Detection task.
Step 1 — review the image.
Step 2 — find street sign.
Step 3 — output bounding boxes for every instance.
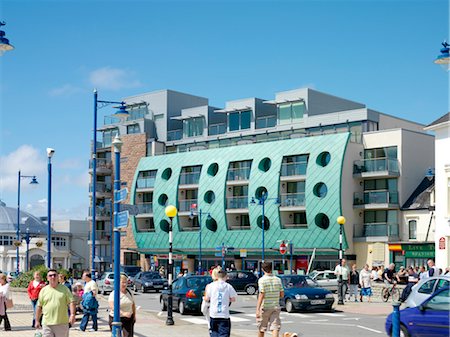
[115,188,128,203]
[240,249,247,258]
[280,242,287,255]
[439,237,446,250]
[214,252,223,257]
[116,210,129,228]
[215,246,223,250]
[121,204,140,216]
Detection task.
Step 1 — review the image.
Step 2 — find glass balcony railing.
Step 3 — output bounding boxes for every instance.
[226,196,248,209]
[353,191,399,205]
[136,202,153,214]
[136,177,156,189]
[89,182,112,194]
[167,129,183,141]
[179,172,201,185]
[280,193,305,207]
[353,158,399,174]
[88,207,111,217]
[280,162,307,176]
[227,167,251,181]
[104,110,148,126]
[88,230,112,241]
[353,223,399,237]
[89,158,112,170]
[178,199,198,212]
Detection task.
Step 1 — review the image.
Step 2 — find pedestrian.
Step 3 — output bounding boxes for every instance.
[202,266,222,327]
[58,274,72,292]
[426,259,440,278]
[204,270,237,337]
[400,267,419,302]
[108,275,136,337]
[371,266,380,283]
[349,264,359,302]
[359,264,372,303]
[256,262,284,337]
[377,265,384,281]
[159,266,165,278]
[396,266,408,284]
[79,271,99,332]
[27,271,46,328]
[334,258,349,305]
[0,273,12,331]
[418,266,427,280]
[35,269,76,337]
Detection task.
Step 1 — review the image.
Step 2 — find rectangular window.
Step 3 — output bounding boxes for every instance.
[183,117,204,138]
[278,103,291,124]
[281,155,308,176]
[240,215,250,227]
[293,212,307,225]
[256,116,276,129]
[291,102,304,119]
[229,113,240,131]
[409,220,417,240]
[124,252,140,266]
[102,128,119,147]
[228,110,252,131]
[209,123,226,135]
[240,110,251,130]
[127,124,140,134]
[278,102,305,124]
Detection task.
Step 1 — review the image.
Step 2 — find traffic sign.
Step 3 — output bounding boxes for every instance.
[240,249,247,258]
[116,210,129,228]
[214,252,223,257]
[280,242,287,255]
[115,188,128,203]
[121,204,140,216]
[215,246,223,250]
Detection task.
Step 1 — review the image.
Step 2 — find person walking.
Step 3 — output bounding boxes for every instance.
[35,269,76,337]
[203,266,222,327]
[334,258,349,305]
[204,269,237,337]
[79,271,99,332]
[28,271,46,328]
[108,275,136,337]
[58,274,72,292]
[349,264,359,302]
[359,264,372,303]
[0,273,12,331]
[256,262,284,337]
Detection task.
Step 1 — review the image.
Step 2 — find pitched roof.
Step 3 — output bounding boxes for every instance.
[426,112,450,128]
[401,177,435,210]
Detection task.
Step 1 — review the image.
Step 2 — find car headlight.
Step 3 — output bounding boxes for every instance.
[295,294,308,300]
[326,293,334,299]
[145,282,153,286]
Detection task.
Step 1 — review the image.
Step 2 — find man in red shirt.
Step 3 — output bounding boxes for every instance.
[27,271,46,328]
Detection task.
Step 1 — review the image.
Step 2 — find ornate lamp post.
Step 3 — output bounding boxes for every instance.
[434,41,450,71]
[165,205,177,326]
[47,148,55,268]
[337,215,346,305]
[0,22,14,55]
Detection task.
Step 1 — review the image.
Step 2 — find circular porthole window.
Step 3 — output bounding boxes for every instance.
[204,190,215,204]
[313,182,328,198]
[255,186,268,201]
[257,216,270,230]
[316,152,331,167]
[207,163,219,177]
[205,217,218,232]
[160,219,170,233]
[162,168,172,180]
[158,194,168,206]
[315,213,330,229]
[258,157,271,172]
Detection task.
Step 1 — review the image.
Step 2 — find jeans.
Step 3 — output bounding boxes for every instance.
[0,303,11,331]
[79,311,98,331]
[209,317,231,337]
[31,299,38,327]
[400,283,414,302]
[338,280,348,304]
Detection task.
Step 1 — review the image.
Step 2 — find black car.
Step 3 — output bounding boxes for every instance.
[226,271,258,295]
[133,272,167,293]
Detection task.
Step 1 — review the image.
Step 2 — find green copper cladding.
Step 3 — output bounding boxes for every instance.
[131,132,350,254]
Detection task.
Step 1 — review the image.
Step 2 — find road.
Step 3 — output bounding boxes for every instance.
[103,289,390,337]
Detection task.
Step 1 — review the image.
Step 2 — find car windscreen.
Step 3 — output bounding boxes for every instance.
[282,276,318,288]
[142,273,162,280]
[187,277,212,288]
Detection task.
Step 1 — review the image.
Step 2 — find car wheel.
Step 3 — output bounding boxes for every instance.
[285,299,294,313]
[179,301,186,315]
[391,325,409,337]
[142,286,146,293]
[133,285,138,292]
[160,298,167,311]
[245,285,257,295]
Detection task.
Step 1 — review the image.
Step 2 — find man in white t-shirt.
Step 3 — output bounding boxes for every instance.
[426,259,440,278]
[204,270,237,337]
[79,271,99,331]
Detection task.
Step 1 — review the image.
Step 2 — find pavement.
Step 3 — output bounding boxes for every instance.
[3,286,396,336]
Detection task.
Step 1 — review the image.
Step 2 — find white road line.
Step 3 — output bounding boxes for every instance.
[282,313,310,318]
[157,311,163,316]
[342,317,360,321]
[283,321,294,324]
[230,316,250,322]
[310,319,329,322]
[181,318,208,325]
[356,325,383,334]
[317,313,345,317]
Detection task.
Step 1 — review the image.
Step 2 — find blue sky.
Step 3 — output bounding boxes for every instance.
[0,0,448,220]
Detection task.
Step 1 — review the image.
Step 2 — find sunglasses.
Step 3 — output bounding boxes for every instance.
[48,274,57,277]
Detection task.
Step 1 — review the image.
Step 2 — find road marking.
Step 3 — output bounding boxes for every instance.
[181,317,208,325]
[283,321,294,324]
[282,312,310,318]
[310,319,329,322]
[317,313,345,317]
[356,325,383,334]
[230,316,250,322]
[157,311,163,316]
[342,317,360,321]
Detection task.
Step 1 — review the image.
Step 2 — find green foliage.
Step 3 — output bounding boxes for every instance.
[10,265,70,288]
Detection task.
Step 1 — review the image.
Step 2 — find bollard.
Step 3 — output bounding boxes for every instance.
[392,302,401,337]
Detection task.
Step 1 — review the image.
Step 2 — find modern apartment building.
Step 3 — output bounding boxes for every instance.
[88,88,434,272]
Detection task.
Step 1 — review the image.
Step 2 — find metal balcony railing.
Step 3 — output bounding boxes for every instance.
[136,177,156,189]
[227,167,251,181]
[280,193,305,207]
[88,230,112,241]
[178,199,198,212]
[179,172,201,185]
[353,191,399,205]
[167,129,183,141]
[89,158,112,170]
[136,202,153,214]
[353,223,399,237]
[88,207,111,217]
[226,196,248,209]
[89,182,112,194]
[280,162,307,176]
[353,158,399,174]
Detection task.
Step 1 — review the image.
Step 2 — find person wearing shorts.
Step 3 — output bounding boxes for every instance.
[256,262,284,337]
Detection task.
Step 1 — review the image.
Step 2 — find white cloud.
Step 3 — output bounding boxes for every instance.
[89,67,142,91]
[0,145,46,192]
[26,199,88,220]
[58,158,84,170]
[48,84,83,97]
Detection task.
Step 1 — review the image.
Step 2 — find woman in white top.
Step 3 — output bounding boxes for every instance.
[108,275,136,337]
[359,264,373,303]
[202,266,222,327]
[0,273,12,331]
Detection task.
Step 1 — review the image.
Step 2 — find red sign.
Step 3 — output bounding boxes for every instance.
[280,242,287,255]
[439,237,446,250]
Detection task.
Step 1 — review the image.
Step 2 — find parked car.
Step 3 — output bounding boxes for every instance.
[404,275,450,308]
[308,270,338,292]
[279,275,334,312]
[226,271,258,295]
[386,287,450,337]
[160,275,212,315]
[5,271,19,283]
[98,272,130,295]
[120,266,142,286]
[133,272,167,293]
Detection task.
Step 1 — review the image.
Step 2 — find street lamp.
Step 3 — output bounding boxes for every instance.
[47,148,55,268]
[25,227,30,272]
[165,204,177,326]
[337,215,346,305]
[16,172,38,274]
[250,191,280,276]
[92,89,128,279]
[112,135,123,337]
[434,41,450,71]
[0,22,14,56]
[190,204,211,275]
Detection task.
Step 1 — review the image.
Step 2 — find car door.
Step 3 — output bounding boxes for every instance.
[227,272,238,289]
[134,272,141,288]
[415,279,438,306]
[172,278,184,304]
[314,273,327,289]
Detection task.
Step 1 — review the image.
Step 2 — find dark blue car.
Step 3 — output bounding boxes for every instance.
[160,275,212,315]
[385,287,450,337]
[279,275,335,312]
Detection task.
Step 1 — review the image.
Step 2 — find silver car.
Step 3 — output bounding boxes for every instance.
[309,270,338,292]
[98,272,129,295]
[404,275,450,308]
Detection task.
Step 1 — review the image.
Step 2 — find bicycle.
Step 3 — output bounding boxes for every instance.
[381,281,400,302]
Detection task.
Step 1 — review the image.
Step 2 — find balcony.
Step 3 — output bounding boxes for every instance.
[135,202,153,215]
[179,172,201,185]
[280,193,305,209]
[280,162,307,178]
[178,199,197,212]
[87,230,112,244]
[353,191,399,208]
[227,167,251,183]
[89,182,112,198]
[226,196,248,210]
[103,110,148,126]
[168,129,183,141]
[353,223,399,242]
[89,158,112,175]
[88,206,111,220]
[136,177,156,189]
[353,158,400,177]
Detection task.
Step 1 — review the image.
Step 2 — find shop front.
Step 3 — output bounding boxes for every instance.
[389,243,435,269]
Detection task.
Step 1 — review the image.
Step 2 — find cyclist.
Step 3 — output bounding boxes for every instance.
[382,263,396,286]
